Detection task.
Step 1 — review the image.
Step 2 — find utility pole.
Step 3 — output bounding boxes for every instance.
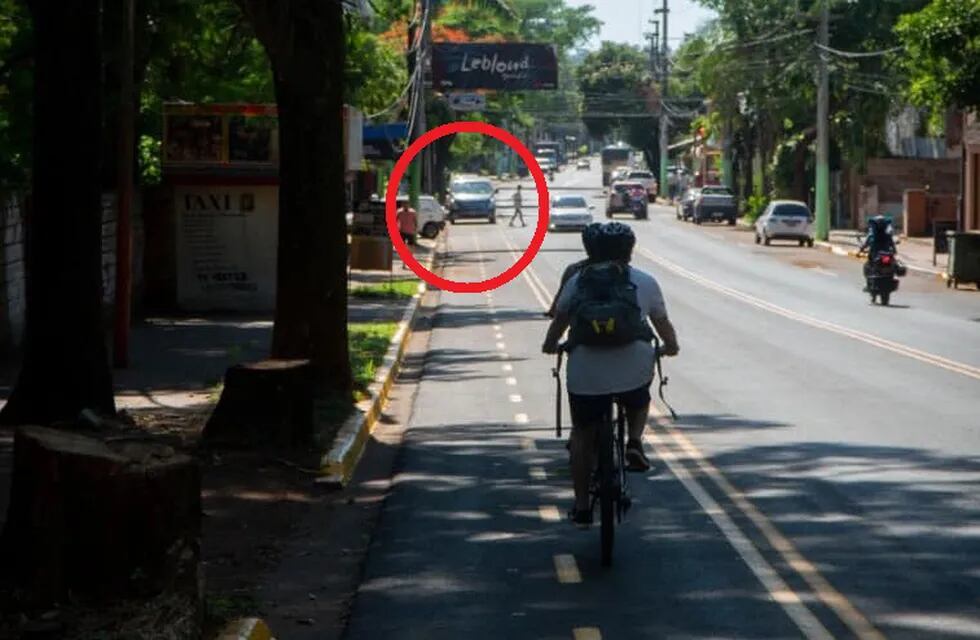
[408,0,429,209]
[814,0,830,240]
[656,0,669,195]
[113,0,134,368]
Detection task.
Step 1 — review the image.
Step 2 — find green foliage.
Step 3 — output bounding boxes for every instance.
[350,278,418,299]
[743,194,768,222]
[576,42,654,143]
[349,321,398,399]
[0,0,33,189]
[346,24,409,116]
[896,0,980,111]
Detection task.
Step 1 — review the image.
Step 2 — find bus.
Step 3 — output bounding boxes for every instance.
[601,144,632,186]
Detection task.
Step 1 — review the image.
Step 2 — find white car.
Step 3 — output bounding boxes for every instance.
[549,194,594,231]
[755,200,815,247]
[625,170,658,201]
[416,195,447,239]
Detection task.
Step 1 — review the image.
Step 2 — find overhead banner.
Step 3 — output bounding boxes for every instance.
[432,43,558,91]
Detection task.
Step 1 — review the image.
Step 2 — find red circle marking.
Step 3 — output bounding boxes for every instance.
[385,121,550,293]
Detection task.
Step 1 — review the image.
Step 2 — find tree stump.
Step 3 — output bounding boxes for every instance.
[202,359,315,447]
[0,426,201,606]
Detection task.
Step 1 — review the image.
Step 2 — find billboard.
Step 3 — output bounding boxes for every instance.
[432,43,558,91]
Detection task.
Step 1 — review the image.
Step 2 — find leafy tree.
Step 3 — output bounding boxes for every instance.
[896,0,980,112]
[0,0,33,189]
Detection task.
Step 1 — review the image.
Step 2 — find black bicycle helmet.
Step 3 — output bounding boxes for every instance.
[581,222,603,259]
[596,221,636,262]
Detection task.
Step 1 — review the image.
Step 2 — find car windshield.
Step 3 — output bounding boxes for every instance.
[451,181,493,195]
[554,196,587,208]
[772,204,810,218]
[702,187,732,195]
[629,172,653,178]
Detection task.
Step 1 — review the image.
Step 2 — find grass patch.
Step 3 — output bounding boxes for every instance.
[350,321,399,399]
[351,279,418,300]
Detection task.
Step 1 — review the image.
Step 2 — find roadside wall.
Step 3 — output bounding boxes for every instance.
[0,192,143,354]
[848,158,960,230]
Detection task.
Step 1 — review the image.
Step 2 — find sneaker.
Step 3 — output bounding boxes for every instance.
[626,441,651,472]
[568,507,593,529]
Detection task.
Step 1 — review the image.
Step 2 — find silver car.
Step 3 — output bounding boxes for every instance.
[549,194,594,231]
[755,200,815,247]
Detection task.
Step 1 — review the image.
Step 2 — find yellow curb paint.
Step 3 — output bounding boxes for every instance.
[553,554,582,584]
[539,505,561,522]
[217,618,273,640]
[573,628,602,640]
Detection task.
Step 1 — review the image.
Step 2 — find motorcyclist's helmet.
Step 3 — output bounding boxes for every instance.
[868,215,893,236]
[581,222,603,259]
[596,221,636,262]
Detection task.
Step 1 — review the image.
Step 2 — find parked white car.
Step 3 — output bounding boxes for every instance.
[549,194,594,231]
[625,170,658,201]
[755,200,815,247]
[416,195,447,239]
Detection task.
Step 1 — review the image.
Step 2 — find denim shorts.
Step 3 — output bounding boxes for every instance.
[568,382,652,429]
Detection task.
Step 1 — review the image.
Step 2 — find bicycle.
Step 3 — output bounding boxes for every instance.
[553,345,632,567]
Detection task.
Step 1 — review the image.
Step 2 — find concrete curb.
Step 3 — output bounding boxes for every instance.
[813,240,948,281]
[217,618,273,640]
[315,246,439,488]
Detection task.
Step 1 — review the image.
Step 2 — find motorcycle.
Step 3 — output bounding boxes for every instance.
[628,188,648,219]
[863,249,904,306]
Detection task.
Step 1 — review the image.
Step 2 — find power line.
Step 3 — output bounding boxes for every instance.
[817,43,903,58]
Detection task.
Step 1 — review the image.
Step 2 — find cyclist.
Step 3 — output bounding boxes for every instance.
[546,222,604,318]
[542,222,679,527]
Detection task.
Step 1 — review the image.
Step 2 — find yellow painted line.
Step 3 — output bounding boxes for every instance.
[645,429,834,640]
[553,554,582,584]
[529,466,547,480]
[572,627,602,640]
[652,410,886,640]
[539,505,562,522]
[637,246,980,381]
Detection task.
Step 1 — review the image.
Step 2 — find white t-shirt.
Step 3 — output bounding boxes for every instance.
[556,266,668,395]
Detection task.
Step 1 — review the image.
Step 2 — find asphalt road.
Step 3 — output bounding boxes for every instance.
[342,161,980,640]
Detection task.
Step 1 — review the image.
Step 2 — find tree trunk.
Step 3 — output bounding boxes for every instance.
[235,0,352,401]
[1,426,201,606]
[0,0,115,426]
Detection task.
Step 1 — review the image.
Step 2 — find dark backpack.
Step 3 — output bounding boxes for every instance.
[567,262,653,348]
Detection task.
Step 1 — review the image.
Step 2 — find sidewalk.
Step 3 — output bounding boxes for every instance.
[819,230,946,279]
[0,239,433,637]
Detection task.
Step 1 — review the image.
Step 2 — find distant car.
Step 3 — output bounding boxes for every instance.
[693,185,738,225]
[446,177,496,224]
[755,200,815,247]
[677,187,701,221]
[609,167,630,184]
[549,194,594,231]
[626,170,658,201]
[576,158,591,170]
[606,181,649,219]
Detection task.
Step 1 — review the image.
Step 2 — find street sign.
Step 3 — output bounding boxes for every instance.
[448,93,487,112]
[432,43,558,91]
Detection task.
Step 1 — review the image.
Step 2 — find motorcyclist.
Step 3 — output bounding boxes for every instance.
[542,222,680,527]
[859,215,898,284]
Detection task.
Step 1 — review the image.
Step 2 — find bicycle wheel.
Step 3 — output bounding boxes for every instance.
[598,413,615,567]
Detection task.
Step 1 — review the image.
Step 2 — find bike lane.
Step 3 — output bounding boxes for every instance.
[342,221,804,639]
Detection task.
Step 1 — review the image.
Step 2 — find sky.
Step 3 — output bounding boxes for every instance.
[566,0,716,50]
